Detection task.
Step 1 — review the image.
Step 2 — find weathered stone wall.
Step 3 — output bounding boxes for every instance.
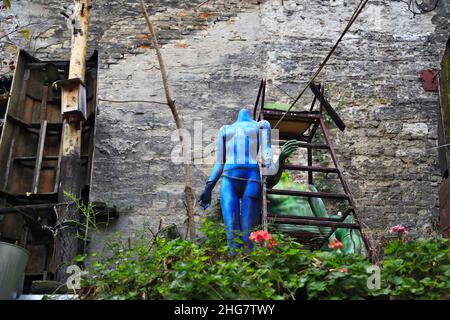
[1,0,449,246]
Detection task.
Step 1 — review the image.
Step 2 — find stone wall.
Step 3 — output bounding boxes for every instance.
[1,0,449,247]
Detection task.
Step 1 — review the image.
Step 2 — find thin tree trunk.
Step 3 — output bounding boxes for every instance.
[138,0,196,240]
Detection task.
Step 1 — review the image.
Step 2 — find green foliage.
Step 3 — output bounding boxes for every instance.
[299,251,373,300]
[63,191,99,260]
[18,28,30,41]
[78,219,450,300]
[380,238,450,300]
[1,1,30,42]
[80,220,309,300]
[2,0,11,9]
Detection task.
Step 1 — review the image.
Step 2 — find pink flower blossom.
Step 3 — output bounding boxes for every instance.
[389,224,408,235]
[338,268,348,273]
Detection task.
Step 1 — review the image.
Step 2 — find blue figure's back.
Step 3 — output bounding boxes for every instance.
[199,108,273,251]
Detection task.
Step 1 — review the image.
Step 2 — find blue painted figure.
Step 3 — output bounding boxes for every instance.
[199,108,273,250]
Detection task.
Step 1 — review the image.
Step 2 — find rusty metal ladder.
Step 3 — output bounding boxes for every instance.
[253,79,372,255]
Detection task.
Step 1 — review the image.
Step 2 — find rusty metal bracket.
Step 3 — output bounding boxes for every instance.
[419,69,440,92]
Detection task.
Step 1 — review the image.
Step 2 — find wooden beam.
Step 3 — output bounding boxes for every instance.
[53,125,64,193]
[31,120,47,194]
[26,61,96,69]
[55,0,90,283]
[2,75,29,191]
[3,132,15,191]
[15,155,88,162]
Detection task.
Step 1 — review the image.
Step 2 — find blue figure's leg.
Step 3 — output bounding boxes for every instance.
[241,170,262,248]
[241,194,262,249]
[220,177,241,251]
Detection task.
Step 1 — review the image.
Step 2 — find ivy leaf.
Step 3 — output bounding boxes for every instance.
[2,0,11,9]
[75,254,87,262]
[308,281,326,292]
[19,28,31,41]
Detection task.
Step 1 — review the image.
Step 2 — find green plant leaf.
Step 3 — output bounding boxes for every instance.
[2,0,11,9]
[19,28,30,41]
[75,254,87,262]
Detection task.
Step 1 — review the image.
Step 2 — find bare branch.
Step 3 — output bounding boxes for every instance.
[0,22,40,41]
[138,0,196,241]
[195,0,212,10]
[98,98,167,105]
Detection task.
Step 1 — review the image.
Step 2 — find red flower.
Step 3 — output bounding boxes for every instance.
[249,230,277,249]
[249,230,272,243]
[338,268,348,273]
[328,239,343,250]
[266,239,277,249]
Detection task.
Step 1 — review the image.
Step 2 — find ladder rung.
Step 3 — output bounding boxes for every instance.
[0,190,58,199]
[278,141,330,149]
[282,164,339,173]
[7,115,62,131]
[301,143,330,149]
[270,216,360,229]
[268,213,347,222]
[278,133,311,141]
[27,128,61,136]
[15,156,59,162]
[29,122,62,130]
[14,155,88,162]
[267,188,349,200]
[26,61,96,69]
[263,109,321,121]
[0,203,57,215]
[11,163,56,169]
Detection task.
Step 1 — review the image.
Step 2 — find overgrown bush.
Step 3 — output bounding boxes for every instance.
[78,219,450,300]
[380,238,450,300]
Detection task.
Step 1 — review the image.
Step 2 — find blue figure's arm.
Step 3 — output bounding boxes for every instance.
[259,120,275,175]
[206,125,226,186]
[199,126,226,209]
[266,140,299,188]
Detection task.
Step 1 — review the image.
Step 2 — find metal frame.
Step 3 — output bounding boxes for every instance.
[253,80,372,256]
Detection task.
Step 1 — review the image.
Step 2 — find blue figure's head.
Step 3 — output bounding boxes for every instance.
[236,108,252,122]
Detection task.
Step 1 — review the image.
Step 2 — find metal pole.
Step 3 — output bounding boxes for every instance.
[318,116,373,257]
